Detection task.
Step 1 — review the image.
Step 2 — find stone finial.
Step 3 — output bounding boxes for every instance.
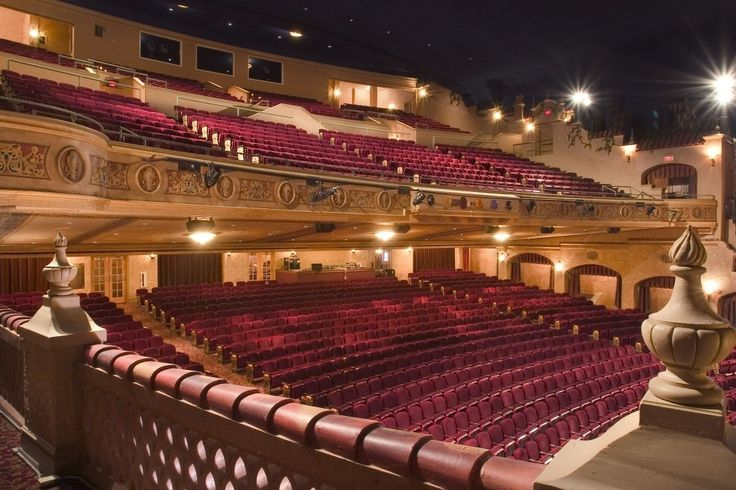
[42,231,78,296]
[669,225,706,267]
[642,226,736,406]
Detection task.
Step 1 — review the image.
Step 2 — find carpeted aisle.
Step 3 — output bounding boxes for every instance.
[0,414,38,490]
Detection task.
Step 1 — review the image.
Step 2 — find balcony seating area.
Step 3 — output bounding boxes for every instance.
[176,106,614,196]
[0,292,203,371]
[341,103,467,132]
[1,70,222,155]
[0,37,241,103]
[437,144,609,196]
[249,90,363,120]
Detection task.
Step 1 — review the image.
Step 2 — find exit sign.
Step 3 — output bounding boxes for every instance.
[663,154,674,163]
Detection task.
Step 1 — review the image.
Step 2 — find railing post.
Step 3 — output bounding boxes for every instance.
[16,232,106,478]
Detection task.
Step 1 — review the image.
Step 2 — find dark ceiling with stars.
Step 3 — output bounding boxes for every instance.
[62,1,733,118]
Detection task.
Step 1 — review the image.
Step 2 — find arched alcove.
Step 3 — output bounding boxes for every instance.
[641,163,697,198]
[634,276,675,314]
[508,253,554,290]
[565,264,622,308]
[717,291,736,326]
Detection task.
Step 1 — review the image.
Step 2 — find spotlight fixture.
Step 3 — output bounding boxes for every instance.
[645,205,657,217]
[540,226,555,234]
[311,186,339,203]
[202,163,222,188]
[607,227,621,234]
[525,200,536,213]
[575,201,595,216]
[315,222,336,233]
[426,194,435,206]
[375,230,396,241]
[571,90,592,107]
[306,177,322,187]
[412,192,426,206]
[504,200,513,211]
[186,217,217,245]
[713,73,735,106]
[394,224,411,234]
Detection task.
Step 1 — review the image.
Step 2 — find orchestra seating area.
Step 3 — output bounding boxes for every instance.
[342,103,467,132]
[0,292,204,371]
[132,270,736,463]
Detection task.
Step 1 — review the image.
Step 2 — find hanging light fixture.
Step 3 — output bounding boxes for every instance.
[186,217,217,245]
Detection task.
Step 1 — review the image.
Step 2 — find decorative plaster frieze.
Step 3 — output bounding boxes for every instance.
[0,141,49,179]
[239,178,274,201]
[166,169,209,197]
[89,156,130,190]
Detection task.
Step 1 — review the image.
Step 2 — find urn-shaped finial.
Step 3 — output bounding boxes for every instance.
[43,232,78,296]
[642,226,736,406]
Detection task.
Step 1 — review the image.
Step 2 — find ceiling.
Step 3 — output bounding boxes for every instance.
[0,208,693,256]
[61,0,735,117]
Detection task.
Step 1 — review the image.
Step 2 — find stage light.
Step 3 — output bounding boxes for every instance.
[713,74,735,105]
[203,163,222,188]
[375,230,396,242]
[310,186,339,203]
[289,30,303,38]
[186,217,217,245]
[494,231,510,242]
[571,90,592,107]
[412,192,426,206]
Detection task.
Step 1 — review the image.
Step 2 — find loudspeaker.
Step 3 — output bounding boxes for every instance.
[397,186,411,195]
[394,224,411,234]
[540,226,555,234]
[315,222,335,233]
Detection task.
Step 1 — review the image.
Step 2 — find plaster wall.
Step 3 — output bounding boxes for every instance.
[520,263,552,290]
[390,248,413,280]
[126,254,157,300]
[468,248,498,277]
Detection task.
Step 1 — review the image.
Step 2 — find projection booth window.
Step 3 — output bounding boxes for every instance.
[140,32,181,65]
[248,57,283,84]
[196,45,234,75]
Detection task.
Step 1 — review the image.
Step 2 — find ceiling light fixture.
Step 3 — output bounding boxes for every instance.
[494,231,510,242]
[186,217,217,245]
[375,230,396,242]
[84,66,97,75]
[289,30,303,38]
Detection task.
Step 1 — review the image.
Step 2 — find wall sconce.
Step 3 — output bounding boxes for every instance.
[149,253,157,259]
[407,246,413,253]
[417,87,428,98]
[702,278,721,302]
[226,251,232,256]
[554,262,565,272]
[525,121,535,133]
[333,88,341,98]
[707,148,720,166]
[622,143,637,163]
[498,251,507,262]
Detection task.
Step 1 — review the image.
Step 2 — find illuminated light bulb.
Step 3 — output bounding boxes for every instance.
[494,231,510,242]
[713,74,735,106]
[571,90,592,106]
[387,102,396,110]
[289,30,303,38]
[29,27,39,39]
[375,231,395,241]
[418,87,428,98]
[703,278,719,296]
[554,262,565,272]
[492,110,503,121]
[333,88,341,97]
[525,121,535,133]
[497,251,507,262]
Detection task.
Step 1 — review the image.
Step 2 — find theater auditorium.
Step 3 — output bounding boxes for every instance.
[0,1,735,488]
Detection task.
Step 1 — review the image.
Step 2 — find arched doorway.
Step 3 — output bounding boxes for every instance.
[565,264,622,308]
[508,253,554,290]
[641,164,697,198]
[634,276,675,314]
[718,292,736,326]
